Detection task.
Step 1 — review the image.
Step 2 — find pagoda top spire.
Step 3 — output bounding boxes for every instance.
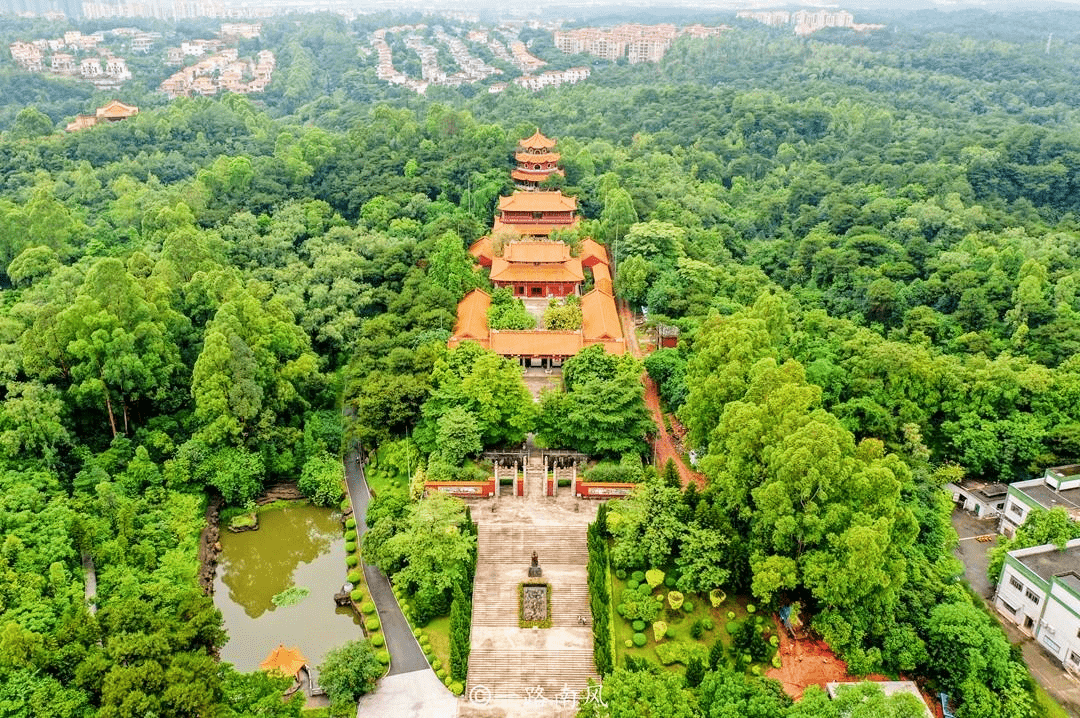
[519,128,557,150]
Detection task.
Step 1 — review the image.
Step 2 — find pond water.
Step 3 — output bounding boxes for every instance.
[214,504,362,673]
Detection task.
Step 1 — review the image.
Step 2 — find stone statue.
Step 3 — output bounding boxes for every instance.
[529,550,542,577]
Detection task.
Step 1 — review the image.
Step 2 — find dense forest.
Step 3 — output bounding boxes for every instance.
[2,7,1080,718]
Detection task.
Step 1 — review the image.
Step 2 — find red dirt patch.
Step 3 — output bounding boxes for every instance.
[766,626,886,700]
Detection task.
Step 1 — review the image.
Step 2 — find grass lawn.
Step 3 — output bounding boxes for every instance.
[423,614,451,671]
[609,567,778,677]
[1035,683,1071,718]
[365,445,409,498]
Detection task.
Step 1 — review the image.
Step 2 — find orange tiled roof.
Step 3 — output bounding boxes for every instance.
[581,289,622,342]
[519,129,557,150]
[503,241,571,263]
[497,191,577,213]
[515,151,561,164]
[584,337,626,355]
[449,289,491,346]
[490,330,582,357]
[492,217,580,237]
[580,238,609,267]
[592,262,613,295]
[490,256,584,283]
[97,100,138,119]
[469,236,493,266]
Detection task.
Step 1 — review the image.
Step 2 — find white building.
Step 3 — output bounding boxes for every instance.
[999,465,1080,537]
[995,538,1080,673]
[947,479,1008,519]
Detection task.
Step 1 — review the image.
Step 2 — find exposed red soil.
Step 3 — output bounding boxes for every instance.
[617,300,705,489]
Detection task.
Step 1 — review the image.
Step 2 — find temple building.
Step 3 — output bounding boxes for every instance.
[512,129,565,190]
[66,100,139,132]
[448,129,625,366]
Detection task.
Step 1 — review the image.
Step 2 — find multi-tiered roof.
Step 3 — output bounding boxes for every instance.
[511,129,565,190]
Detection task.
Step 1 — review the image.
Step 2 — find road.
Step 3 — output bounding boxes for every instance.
[343,446,429,675]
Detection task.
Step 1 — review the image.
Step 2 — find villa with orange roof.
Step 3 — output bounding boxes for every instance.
[448,129,624,367]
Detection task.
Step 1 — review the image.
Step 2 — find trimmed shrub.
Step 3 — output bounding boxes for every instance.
[347,570,362,584]
[366,617,380,632]
[640,584,653,597]
[665,626,676,639]
[436,669,447,680]
[709,588,727,608]
[690,620,704,640]
[344,529,357,541]
[667,591,684,611]
[645,569,665,589]
[624,639,633,648]
[615,568,627,580]
[412,627,422,637]
[627,578,639,590]
[346,554,358,567]
[683,601,694,613]
[432,659,442,671]
[632,632,647,647]
[345,517,357,529]
[340,499,351,511]
[664,576,677,588]
[655,641,707,667]
[443,676,452,687]
[632,620,646,632]
[727,611,736,620]
[616,603,626,616]
[450,682,464,696]
[371,634,385,647]
[360,601,376,614]
[703,618,714,631]
[770,635,779,647]
[345,540,357,553]
[652,621,668,642]
[376,650,390,665]
[772,655,782,668]
[350,588,364,602]
[419,635,429,646]
[631,571,645,583]
[726,621,738,634]
[747,604,756,614]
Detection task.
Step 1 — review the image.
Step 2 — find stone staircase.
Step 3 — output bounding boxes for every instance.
[467,523,599,699]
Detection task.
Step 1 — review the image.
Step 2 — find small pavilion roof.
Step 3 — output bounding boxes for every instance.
[260,645,306,678]
[449,289,491,346]
[580,238,609,267]
[468,236,493,266]
[497,191,577,213]
[519,129,557,150]
[96,99,138,119]
[581,289,622,342]
[490,256,584,284]
[515,151,561,164]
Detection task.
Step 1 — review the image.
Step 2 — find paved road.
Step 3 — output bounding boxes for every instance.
[951,509,1080,716]
[344,447,429,676]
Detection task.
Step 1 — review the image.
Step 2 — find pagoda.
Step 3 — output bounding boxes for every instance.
[512,129,565,190]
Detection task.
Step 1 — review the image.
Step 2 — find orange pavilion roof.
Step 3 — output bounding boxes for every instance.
[260,645,306,678]
[519,129,557,150]
[497,191,577,213]
[468,236,493,266]
[503,241,571,263]
[581,289,622,342]
[580,238,609,268]
[96,100,138,119]
[490,256,584,284]
[515,151,561,164]
[449,289,491,347]
[490,330,582,358]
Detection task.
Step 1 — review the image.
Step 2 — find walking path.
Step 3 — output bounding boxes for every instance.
[343,447,432,681]
[81,553,97,615]
[617,299,705,489]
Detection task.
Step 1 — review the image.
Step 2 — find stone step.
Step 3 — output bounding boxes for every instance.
[466,649,599,697]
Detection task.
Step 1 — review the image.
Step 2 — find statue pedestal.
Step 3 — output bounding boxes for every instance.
[528,565,543,577]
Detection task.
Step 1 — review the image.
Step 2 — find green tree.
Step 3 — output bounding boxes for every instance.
[318,639,384,716]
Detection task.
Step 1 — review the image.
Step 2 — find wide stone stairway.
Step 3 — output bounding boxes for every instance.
[467,522,599,700]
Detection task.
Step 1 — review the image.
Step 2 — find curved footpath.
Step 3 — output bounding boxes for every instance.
[343,446,429,675]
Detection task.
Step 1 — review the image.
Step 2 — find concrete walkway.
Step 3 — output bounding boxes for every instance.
[951,509,1080,716]
[356,668,458,718]
[343,447,429,676]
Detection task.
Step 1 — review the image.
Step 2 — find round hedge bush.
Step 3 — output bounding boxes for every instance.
[616,603,626,616]
[664,576,676,588]
[665,626,676,639]
[432,659,442,671]
[340,499,351,511]
[747,604,756,614]
[627,579,639,590]
[770,635,779,647]
[371,634,385,647]
[639,584,653,597]
[632,620,646,632]
[412,627,422,638]
[444,676,452,687]
[683,601,694,613]
[376,650,390,665]
[726,621,739,634]
[346,554,358,568]
[631,570,646,583]
[703,618,714,631]
[345,540,357,553]
[615,569,627,580]
[366,617,380,632]
[347,570,362,584]
[451,682,464,696]
[727,611,736,620]
[436,669,447,680]
[345,517,357,529]
[632,632,647,647]
[419,635,429,646]
[624,639,633,648]
[751,665,761,675]
[772,655,782,669]
[350,588,364,602]
[360,601,376,615]
[344,529,357,541]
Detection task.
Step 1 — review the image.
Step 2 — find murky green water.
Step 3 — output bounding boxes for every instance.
[214,504,362,673]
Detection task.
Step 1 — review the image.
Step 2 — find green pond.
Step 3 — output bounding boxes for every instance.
[214,504,362,673]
